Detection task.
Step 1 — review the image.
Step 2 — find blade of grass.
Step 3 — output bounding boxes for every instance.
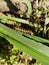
[0,16,33,26]
[0,23,49,56]
[23,0,32,18]
[0,23,49,65]
[0,32,49,65]
[22,33,49,44]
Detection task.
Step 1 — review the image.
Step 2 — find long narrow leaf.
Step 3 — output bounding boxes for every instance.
[0,23,49,65]
[0,16,33,26]
[23,0,32,18]
[22,34,49,44]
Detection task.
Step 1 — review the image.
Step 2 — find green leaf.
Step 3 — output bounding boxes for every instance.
[37,11,42,18]
[0,23,49,65]
[23,33,49,44]
[0,16,33,26]
[23,0,32,18]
